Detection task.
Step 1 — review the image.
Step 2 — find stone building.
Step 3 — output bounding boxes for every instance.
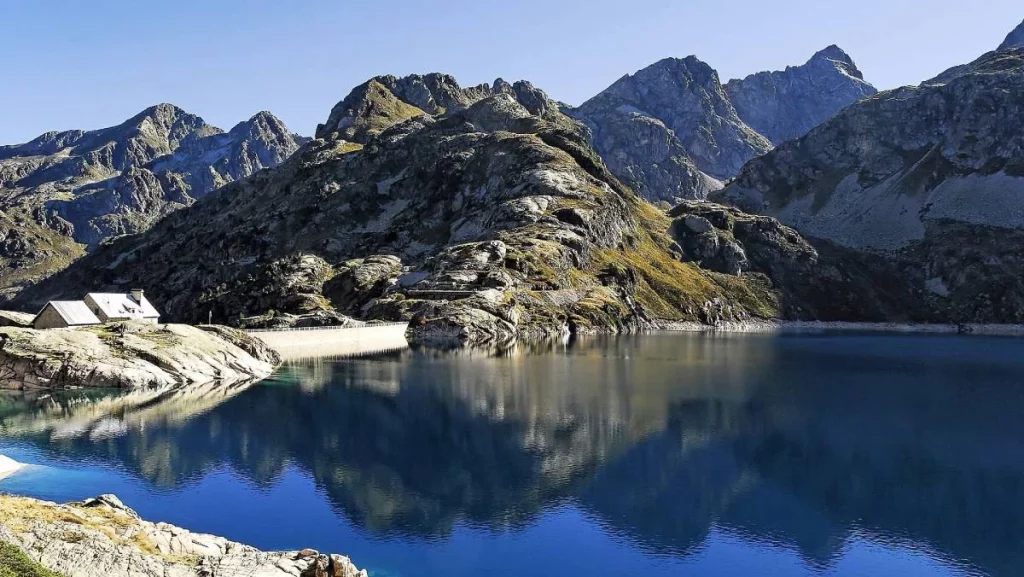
[31,301,102,330]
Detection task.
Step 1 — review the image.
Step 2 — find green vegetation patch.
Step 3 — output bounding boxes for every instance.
[0,541,62,577]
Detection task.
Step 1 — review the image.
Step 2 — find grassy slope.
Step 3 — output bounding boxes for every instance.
[0,542,61,577]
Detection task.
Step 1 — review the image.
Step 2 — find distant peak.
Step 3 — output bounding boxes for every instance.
[636,55,718,82]
[808,45,865,80]
[651,55,713,70]
[138,103,187,117]
[125,103,199,128]
[231,111,294,141]
[999,19,1024,51]
[247,110,285,125]
[812,45,853,64]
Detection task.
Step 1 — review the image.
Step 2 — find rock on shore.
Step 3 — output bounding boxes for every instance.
[0,494,367,577]
[0,455,22,480]
[0,321,280,390]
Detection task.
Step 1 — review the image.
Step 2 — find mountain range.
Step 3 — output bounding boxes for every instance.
[17,71,907,343]
[717,31,1024,322]
[568,46,876,203]
[0,105,305,299]
[8,18,1024,340]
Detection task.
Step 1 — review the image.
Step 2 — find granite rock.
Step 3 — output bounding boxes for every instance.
[0,494,367,577]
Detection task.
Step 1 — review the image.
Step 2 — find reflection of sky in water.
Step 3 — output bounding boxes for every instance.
[1,332,1020,577]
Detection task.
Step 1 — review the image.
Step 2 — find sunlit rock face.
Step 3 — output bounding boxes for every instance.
[0,104,306,300]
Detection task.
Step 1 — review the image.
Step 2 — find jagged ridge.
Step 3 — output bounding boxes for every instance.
[566,48,875,204]
[0,105,306,300]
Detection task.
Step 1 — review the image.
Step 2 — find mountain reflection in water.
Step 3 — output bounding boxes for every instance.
[2,332,1023,577]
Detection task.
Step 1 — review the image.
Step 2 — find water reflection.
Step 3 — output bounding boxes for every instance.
[2,333,1024,576]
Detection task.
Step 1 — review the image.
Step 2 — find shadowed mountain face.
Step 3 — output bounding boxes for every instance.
[567,48,875,204]
[3,334,1024,576]
[0,104,306,301]
[716,44,1024,323]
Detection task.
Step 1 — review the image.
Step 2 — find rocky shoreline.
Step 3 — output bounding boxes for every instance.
[0,321,280,390]
[655,319,1024,336]
[0,493,367,577]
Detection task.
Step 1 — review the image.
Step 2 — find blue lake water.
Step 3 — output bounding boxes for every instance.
[2,332,1024,577]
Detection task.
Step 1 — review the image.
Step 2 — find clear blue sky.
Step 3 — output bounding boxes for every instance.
[1,0,1021,143]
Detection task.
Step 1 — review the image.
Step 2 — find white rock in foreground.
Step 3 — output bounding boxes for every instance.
[0,454,23,480]
[0,494,367,577]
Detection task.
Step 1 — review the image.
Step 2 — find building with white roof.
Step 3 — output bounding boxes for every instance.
[32,289,160,329]
[84,289,160,323]
[32,301,102,330]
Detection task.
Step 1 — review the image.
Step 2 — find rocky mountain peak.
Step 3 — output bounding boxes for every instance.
[603,56,723,100]
[315,78,428,142]
[724,45,876,145]
[567,54,771,203]
[808,44,865,79]
[1000,19,1024,51]
[316,73,572,144]
[230,111,292,141]
[492,77,514,93]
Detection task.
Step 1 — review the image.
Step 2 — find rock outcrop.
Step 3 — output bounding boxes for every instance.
[0,494,367,577]
[0,105,306,301]
[16,75,818,345]
[724,45,877,145]
[667,202,924,321]
[716,43,1024,322]
[0,322,279,390]
[567,48,874,203]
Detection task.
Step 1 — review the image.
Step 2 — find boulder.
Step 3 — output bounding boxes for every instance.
[323,255,403,315]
